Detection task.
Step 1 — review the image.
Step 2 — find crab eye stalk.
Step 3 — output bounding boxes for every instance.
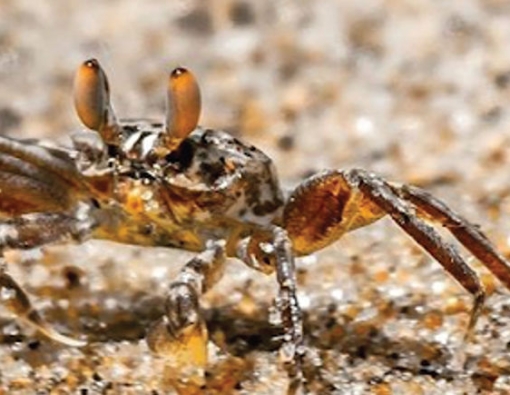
[73,59,119,144]
[164,67,201,150]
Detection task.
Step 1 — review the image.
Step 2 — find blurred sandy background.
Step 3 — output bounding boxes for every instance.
[1,0,510,394]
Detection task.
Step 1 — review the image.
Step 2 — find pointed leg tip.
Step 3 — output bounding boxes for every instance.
[36,325,88,348]
[23,311,87,348]
[52,333,88,348]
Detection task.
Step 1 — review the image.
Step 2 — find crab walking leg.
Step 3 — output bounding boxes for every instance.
[272,227,304,391]
[396,184,510,289]
[147,240,226,373]
[0,209,98,347]
[0,270,85,346]
[237,227,304,391]
[0,209,97,250]
[345,169,485,335]
[0,136,84,190]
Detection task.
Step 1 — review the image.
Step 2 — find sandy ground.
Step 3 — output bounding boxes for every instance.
[1,0,510,394]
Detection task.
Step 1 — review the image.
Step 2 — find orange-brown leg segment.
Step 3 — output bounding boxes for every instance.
[344,169,486,335]
[283,170,385,257]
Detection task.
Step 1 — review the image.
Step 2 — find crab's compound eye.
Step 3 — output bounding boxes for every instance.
[73,59,112,133]
[164,66,201,150]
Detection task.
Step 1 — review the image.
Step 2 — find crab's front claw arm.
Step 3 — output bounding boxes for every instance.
[146,283,208,379]
[147,240,226,389]
[146,313,208,390]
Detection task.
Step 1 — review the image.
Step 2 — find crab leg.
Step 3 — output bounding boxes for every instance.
[396,184,510,290]
[272,226,304,394]
[0,210,98,347]
[0,210,97,250]
[345,169,486,335]
[237,227,304,393]
[0,269,86,347]
[0,136,84,194]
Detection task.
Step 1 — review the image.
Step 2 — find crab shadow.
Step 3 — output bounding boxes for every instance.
[0,288,462,386]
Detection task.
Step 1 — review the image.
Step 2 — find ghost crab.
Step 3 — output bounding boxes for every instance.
[0,59,510,390]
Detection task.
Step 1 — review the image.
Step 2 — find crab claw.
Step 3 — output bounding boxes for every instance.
[147,317,207,388]
[164,67,201,150]
[73,59,119,144]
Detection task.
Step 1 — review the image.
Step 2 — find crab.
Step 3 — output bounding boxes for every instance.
[1,59,510,390]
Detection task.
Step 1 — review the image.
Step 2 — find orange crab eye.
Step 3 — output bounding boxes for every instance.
[165,67,201,149]
[73,59,110,132]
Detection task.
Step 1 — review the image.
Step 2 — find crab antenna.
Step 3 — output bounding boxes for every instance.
[164,67,201,150]
[73,59,119,144]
